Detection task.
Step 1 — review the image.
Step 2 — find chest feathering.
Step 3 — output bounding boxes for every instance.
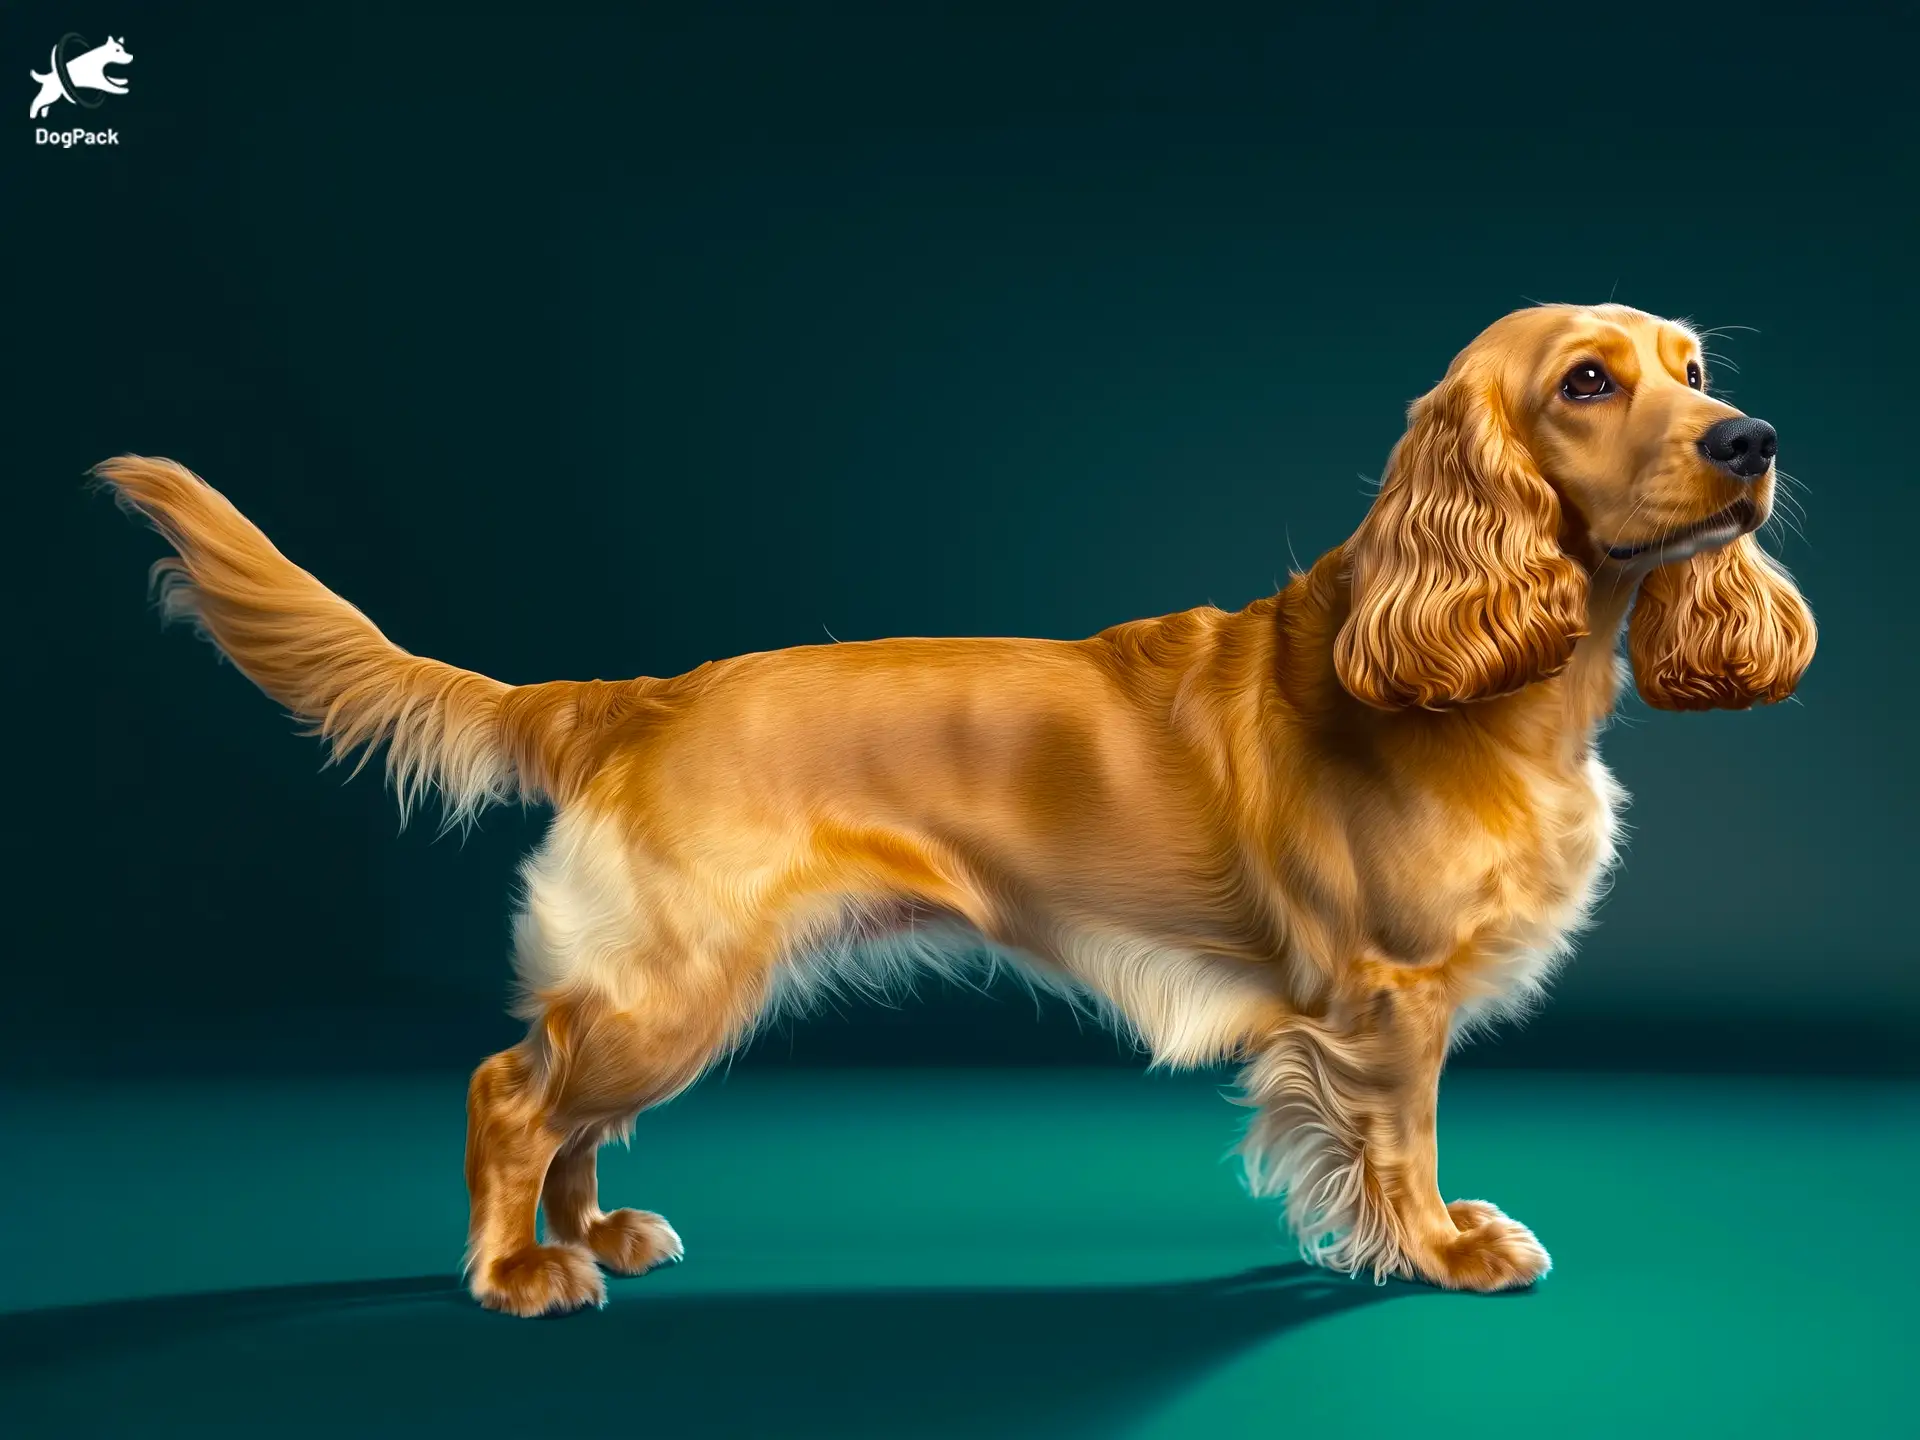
[1451,751,1628,1023]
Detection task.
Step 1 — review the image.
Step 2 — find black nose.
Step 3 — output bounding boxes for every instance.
[1697,416,1777,479]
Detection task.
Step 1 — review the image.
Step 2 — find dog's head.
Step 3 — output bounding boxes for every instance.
[1334,303,1815,712]
[101,36,133,65]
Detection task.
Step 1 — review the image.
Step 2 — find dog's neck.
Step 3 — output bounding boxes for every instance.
[1552,570,1641,740]
[1274,549,1644,767]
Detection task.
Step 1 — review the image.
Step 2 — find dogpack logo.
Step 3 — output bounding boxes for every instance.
[29,32,131,148]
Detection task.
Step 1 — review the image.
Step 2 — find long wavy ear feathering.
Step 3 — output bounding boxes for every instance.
[1334,366,1590,709]
[1629,535,1816,710]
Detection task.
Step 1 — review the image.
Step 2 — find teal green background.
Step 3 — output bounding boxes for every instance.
[6,2,1917,1436]
[12,0,1916,1070]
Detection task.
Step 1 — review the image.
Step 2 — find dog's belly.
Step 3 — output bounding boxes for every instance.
[508,784,1287,1068]
[768,903,1289,1069]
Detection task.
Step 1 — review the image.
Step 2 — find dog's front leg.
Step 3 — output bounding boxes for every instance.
[1239,972,1550,1291]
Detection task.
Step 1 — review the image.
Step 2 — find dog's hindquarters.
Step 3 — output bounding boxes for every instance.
[97,454,711,1314]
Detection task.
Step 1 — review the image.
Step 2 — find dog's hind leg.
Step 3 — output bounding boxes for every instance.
[540,1123,684,1277]
[463,1042,597,1316]
[463,970,762,1317]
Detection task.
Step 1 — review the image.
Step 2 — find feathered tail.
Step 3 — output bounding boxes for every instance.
[93,455,584,829]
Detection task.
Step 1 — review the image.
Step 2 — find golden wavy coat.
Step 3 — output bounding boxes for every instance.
[97,302,1814,1316]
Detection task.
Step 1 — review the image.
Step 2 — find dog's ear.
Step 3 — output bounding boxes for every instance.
[1629,535,1815,710]
[1334,368,1589,709]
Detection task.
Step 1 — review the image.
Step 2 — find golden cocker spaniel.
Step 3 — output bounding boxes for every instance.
[96,302,1815,1316]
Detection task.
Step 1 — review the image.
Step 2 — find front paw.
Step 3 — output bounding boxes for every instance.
[1410,1200,1551,1291]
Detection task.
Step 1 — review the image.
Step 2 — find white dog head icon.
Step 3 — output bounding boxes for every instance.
[29,34,134,120]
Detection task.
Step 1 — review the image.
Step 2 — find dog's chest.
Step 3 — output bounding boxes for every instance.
[1463,751,1627,1012]
[1360,750,1627,1009]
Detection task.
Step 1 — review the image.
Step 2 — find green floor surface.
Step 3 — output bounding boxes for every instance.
[2,1068,1914,1437]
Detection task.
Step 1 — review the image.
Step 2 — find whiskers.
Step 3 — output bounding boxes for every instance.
[1766,468,1812,550]
[1694,321,1759,395]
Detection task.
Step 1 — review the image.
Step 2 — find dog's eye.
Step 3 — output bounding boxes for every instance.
[1687,360,1704,390]
[1561,363,1614,401]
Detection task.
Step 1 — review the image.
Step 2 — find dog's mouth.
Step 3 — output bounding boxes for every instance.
[1604,496,1758,562]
